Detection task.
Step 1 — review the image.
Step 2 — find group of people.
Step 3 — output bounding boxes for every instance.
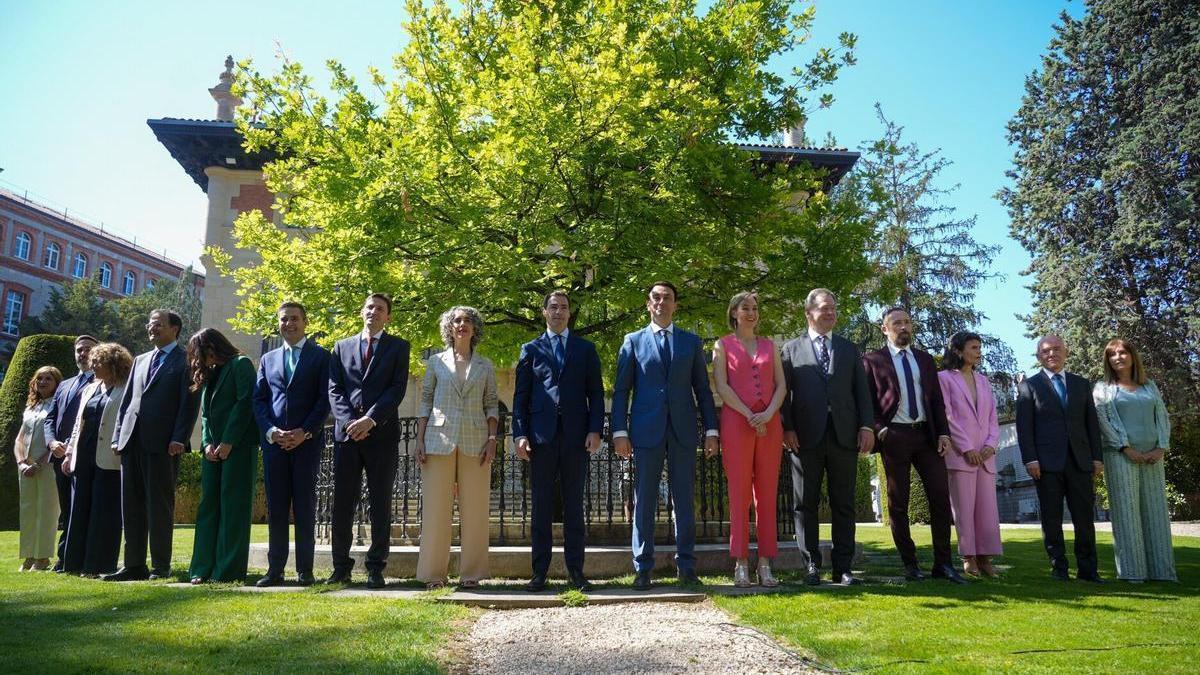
[13,283,1177,590]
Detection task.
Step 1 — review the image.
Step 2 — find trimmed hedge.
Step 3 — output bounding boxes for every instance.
[174,451,268,523]
[0,335,79,528]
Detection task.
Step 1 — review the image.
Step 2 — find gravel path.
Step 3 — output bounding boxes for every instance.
[465,600,816,674]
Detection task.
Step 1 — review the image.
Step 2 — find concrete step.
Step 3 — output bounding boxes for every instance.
[438,587,706,609]
[248,540,862,579]
[383,520,739,546]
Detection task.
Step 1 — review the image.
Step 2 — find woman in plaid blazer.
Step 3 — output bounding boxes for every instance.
[414,306,500,588]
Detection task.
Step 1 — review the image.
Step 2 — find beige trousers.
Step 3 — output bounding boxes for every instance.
[416,449,491,583]
[19,466,60,559]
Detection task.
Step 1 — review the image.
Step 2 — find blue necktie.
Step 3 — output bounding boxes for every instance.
[816,336,831,376]
[1052,373,1067,405]
[553,334,565,370]
[67,371,91,405]
[899,349,919,419]
[658,329,672,371]
[147,349,166,386]
[284,346,297,383]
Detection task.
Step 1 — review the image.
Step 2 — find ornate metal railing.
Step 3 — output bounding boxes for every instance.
[314,412,798,546]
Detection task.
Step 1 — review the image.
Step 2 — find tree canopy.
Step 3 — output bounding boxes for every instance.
[218,0,871,367]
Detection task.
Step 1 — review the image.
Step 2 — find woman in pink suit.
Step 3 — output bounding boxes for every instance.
[937,331,1002,577]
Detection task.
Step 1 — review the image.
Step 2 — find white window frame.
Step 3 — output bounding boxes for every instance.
[99,262,112,288]
[44,242,61,270]
[14,232,31,260]
[72,252,88,279]
[4,290,25,334]
[123,270,136,295]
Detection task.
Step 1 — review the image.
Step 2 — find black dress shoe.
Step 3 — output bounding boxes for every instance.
[632,571,653,591]
[325,569,352,585]
[256,573,285,588]
[932,564,968,585]
[1050,568,1071,581]
[366,570,386,589]
[804,563,821,586]
[103,566,150,582]
[835,571,860,586]
[526,574,548,592]
[148,569,171,581]
[904,564,927,581]
[296,572,315,586]
[1077,572,1106,584]
[677,569,702,587]
[568,570,594,592]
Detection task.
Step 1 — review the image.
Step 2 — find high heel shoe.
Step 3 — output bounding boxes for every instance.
[962,556,980,577]
[733,560,752,588]
[977,556,999,578]
[757,560,779,587]
[19,558,34,572]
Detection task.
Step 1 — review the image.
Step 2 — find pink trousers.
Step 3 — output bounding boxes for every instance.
[720,407,783,559]
[947,468,1003,556]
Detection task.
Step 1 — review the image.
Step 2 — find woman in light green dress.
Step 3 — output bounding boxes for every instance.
[1092,338,1176,582]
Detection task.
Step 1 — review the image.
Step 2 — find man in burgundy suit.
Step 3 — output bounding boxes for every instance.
[862,307,966,584]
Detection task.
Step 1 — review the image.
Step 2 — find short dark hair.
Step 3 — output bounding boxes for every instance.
[74,334,99,346]
[278,301,307,320]
[646,280,678,299]
[150,309,183,337]
[543,289,570,309]
[942,331,983,371]
[365,293,392,314]
[880,306,909,323]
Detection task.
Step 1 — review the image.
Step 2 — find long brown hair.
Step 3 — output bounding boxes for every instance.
[187,328,242,392]
[26,366,63,409]
[1102,338,1148,385]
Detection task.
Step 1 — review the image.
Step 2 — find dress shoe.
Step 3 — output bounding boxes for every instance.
[256,573,285,588]
[804,563,821,586]
[1050,568,1071,582]
[31,558,50,571]
[757,560,779,588]
[733,560,752,588]
[977,557,999,578]
[903,564,927,581]
[677,569,702,587]
[148,569,171,581]
[568,570,594,592]
[190,576,206,585]
[962,556,980,577]
[296,572,315,586]
[526,573,548,593]
[1077,572,1106,584]
[835,571,859,586]
[52,561,64,573]
[932,564,969,585]
[632,570,653,591]
[103,566,150,582]
[366,570,386,589]
[325,569,352,585]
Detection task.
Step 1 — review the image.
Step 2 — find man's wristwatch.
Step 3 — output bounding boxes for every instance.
[304,431,313,440]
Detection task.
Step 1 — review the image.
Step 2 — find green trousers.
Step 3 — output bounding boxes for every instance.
[1103,449,1177,581]
[190,444,257,582]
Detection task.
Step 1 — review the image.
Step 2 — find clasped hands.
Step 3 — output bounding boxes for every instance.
[345,416,376,442]
[270,428,308,451]
[961,446,997,467]
[1123,446,1165,465]
[203,442,233,462]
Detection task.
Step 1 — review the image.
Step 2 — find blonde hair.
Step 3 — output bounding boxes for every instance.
[26,366,64,409]
[89,342,134,383]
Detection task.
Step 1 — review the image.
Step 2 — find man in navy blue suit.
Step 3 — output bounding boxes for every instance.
[612,281,719,590]
[513,290,605,592]
[253,302,331,587]
[327,293,410,589]
[43,334,98,572]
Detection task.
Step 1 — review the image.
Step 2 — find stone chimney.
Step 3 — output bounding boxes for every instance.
[209,55,242,122]
[781,118,807,147]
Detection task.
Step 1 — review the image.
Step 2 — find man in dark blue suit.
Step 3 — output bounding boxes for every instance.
[513,290,605,592]
[612,281,719,590]
[104,310,199,581]
[253,302,331,587]
[43,334,98,572]
[327,293,410,589]
[1016,334,1105,582]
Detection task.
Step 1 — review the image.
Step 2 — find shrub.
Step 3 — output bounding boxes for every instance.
[0,335,79,528]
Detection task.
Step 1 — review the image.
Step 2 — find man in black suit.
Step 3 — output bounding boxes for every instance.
[104,310,199,581]
[512,290,605,592]
[861,307,964,584]
[43,334,98,572]
[327,293,410,589]
[780,289,875,586]
[1016,334,1104,582]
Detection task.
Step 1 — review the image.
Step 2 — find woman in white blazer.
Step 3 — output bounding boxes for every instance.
[414,306,499,588]
[61,343,132,576]
[14,366,63,571]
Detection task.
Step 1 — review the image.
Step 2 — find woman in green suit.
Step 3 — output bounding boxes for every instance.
[187,328,259,584]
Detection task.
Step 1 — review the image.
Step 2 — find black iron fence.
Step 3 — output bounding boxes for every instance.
[314,412,804,546]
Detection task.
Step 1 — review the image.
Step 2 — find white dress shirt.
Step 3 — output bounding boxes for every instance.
[886,341,926,424]
[808,327,834,375]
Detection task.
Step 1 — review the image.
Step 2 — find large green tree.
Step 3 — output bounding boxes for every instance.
[1000,0,1200,500]
[218,0,871,366]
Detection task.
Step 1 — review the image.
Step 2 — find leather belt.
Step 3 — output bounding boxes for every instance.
[889,421,927,430]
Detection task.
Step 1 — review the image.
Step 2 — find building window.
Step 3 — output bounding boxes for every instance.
[14,232,31,260]
[99,262,112,288]
[72,252,88,279]
[3,290,24,334]
[145,277,156,290]
[123,270,136,295]
[44,242,61,270]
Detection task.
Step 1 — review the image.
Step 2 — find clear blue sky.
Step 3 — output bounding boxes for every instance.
[0,0,1077,371]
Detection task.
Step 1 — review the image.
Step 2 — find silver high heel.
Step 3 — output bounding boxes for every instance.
[733,560,752,588]
[758,559,779,587]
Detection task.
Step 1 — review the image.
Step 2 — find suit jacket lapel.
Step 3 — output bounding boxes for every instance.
[209,358,233,401]
[287,341,312,390]
[880,348,901,400]
[439,349,464,396]
[349,335,364,381]
[144,348,174,392]
[363,334,386,381]
[538,334,561,381]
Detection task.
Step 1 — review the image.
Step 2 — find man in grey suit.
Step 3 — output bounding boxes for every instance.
[103,310,199,581]
[780,289,874,586]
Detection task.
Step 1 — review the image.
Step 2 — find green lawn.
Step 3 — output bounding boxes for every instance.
[714,524,1200,674]
[0,525,473,673]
